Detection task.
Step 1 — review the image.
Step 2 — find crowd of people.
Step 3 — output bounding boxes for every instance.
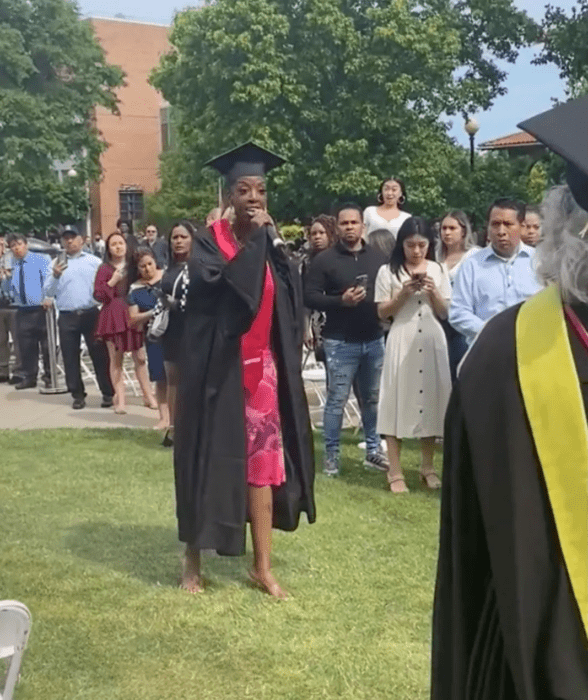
[0,177,544,472]
[301,180,543,493]
[0,220,198,441]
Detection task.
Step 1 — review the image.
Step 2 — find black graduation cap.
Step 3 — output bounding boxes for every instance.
[518,96,588,211]
[205,141,286,186]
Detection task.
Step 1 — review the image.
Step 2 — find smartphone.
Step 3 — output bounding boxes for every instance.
[355,274,368,290]
[411,272,425,288]
[58,252,68,270]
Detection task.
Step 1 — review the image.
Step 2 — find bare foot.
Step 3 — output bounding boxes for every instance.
[153,420,169,431]
[144,400,158,410]
[249,569,288,600]
[180,556,203,594]
[113,406,127,415]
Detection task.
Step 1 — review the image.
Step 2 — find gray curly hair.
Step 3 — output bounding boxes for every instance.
[535,186,588,304]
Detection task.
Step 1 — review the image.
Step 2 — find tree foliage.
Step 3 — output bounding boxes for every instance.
[537,1,588,97]
[0,0,124,231]
[151,0,537,222]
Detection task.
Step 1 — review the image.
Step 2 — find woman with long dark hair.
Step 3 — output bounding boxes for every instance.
[94,232,157,414]
[303,215,338,362]
[363,177,411,240]
[159,221,196,446]
[375,217,451,493]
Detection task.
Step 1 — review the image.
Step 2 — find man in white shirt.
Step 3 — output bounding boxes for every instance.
[449,198,542,345]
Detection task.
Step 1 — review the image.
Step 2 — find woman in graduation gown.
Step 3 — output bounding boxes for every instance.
[431,97,588,700]
[173,143,315,599]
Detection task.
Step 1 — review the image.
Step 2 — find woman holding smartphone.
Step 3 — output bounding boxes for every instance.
[374,217,451,493]
[94,232,157,414]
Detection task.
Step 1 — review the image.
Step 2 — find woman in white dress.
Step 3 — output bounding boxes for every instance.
[364,177,412,240]
[375,217,451,493]
[436,211,480,381]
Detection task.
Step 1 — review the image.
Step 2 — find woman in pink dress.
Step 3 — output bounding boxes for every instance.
[94,232,157,414]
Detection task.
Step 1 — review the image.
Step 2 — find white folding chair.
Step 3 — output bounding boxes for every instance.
[302,364,327,429]
[0,601,31,700]
[302,361,360,432]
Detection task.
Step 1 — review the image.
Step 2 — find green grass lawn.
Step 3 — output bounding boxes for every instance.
[0,429,442,700]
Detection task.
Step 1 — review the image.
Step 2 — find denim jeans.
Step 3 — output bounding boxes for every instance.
[323,337,385,460]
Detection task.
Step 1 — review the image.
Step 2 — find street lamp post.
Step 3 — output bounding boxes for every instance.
[464,118,480,171]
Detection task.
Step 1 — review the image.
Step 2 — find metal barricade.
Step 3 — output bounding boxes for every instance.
[39,305,67,394]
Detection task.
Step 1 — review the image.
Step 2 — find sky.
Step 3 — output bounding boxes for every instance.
[78,0,577,148]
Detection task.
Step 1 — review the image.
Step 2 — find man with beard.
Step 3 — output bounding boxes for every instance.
[303,204,388,476]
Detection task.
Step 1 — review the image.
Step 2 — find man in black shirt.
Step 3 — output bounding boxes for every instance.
[304,203,388,476]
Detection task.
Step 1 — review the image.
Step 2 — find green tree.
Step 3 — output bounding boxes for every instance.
[537,1,588,97]
[0,0,123,232]
[151,0,537,222]
[526,161,548,204]
[435,149,537,234]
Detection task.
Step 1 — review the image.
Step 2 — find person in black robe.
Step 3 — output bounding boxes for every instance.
[431,97,588,699]
[173,143,315,598]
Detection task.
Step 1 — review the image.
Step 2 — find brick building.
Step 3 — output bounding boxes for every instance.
[89,17,170,237]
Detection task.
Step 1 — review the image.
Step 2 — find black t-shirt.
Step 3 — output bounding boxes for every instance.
[303,241,386,342]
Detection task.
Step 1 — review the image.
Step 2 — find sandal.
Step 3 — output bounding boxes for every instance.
[388,476,409,494]
[419,471,442,490]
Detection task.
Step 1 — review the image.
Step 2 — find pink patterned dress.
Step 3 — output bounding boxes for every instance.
[211,219,286,487]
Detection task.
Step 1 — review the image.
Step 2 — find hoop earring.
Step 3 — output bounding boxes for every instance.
[377,193,383,204]
[398,195,406,205]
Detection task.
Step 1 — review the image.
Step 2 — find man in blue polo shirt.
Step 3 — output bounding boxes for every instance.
[44,226,114,409]
[5,233,52,389]
[449,198,542,346]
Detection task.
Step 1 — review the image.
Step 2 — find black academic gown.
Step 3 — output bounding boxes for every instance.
[173,226,316,555]
[432,304,588,700]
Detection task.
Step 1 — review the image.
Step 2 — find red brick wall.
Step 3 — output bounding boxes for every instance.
[90,18,170,236]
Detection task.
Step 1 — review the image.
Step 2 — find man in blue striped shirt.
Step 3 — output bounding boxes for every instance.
[5,233,52,389]
[449,198,542,346]
[43,227,113,409]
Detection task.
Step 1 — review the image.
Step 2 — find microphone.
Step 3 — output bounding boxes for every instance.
[265,225,289,256]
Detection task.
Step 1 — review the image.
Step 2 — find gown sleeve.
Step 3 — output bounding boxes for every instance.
[431,385,494,700]
[188,227,270,337]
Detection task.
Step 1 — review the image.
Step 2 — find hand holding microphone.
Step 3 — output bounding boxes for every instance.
[250,210,288,254]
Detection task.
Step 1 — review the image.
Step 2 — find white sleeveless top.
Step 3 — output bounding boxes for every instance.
[363,206,411,239]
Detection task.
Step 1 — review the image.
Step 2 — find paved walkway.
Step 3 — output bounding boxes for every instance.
[0,381,158,430]
[0,364,352,431]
